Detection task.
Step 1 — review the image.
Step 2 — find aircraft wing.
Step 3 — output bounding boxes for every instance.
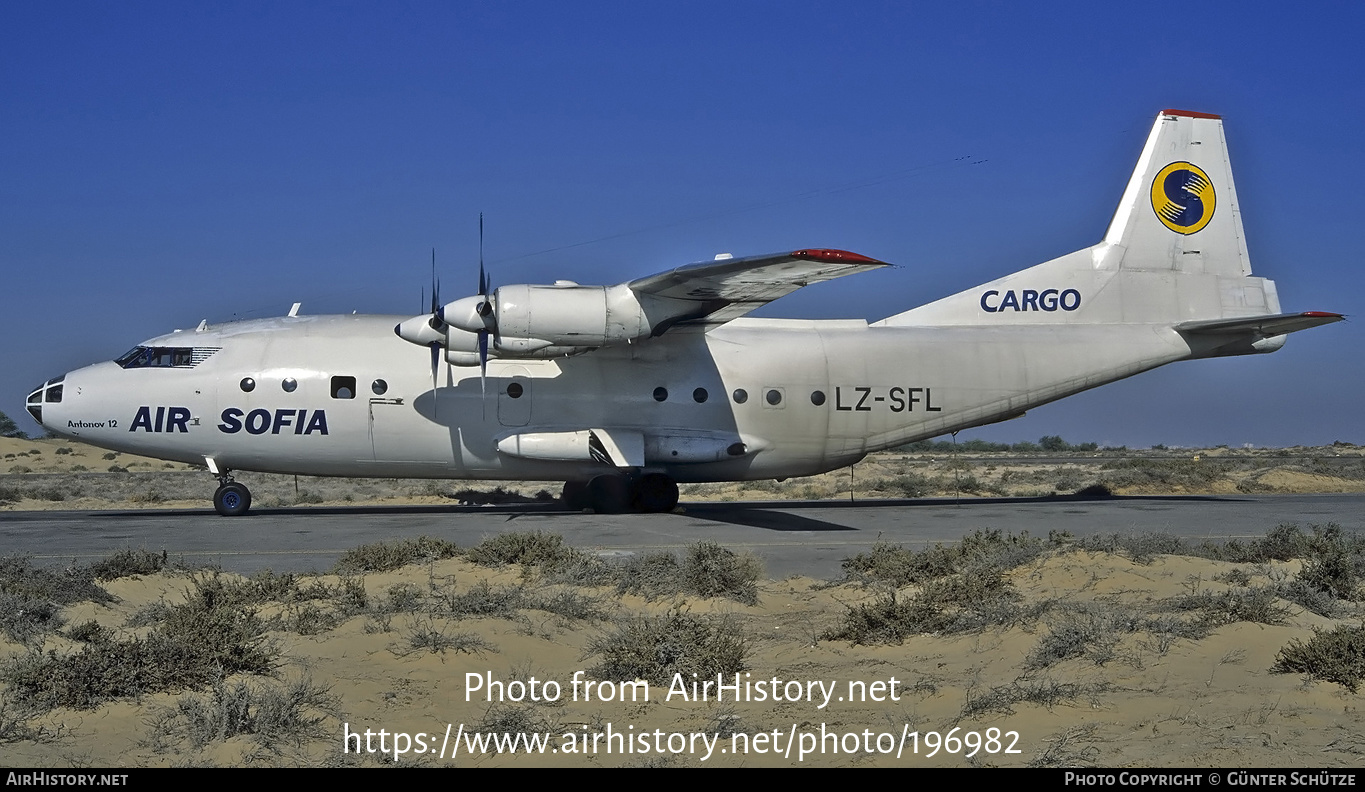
[627,248,888,329]
[1176,311,1345,337]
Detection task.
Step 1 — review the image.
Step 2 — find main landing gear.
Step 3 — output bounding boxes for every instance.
[561,473,679,514]
[212,469,252,517]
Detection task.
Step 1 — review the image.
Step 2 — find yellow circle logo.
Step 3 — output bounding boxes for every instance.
[1151,162,1215,234]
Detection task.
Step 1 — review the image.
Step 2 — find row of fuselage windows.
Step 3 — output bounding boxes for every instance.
[200,373,820,406]
[238,376,388,399]
[648,386,824,406]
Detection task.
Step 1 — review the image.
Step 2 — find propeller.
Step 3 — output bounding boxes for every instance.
[392,249,448,382]
[428,249,443,390]
[476,215,491,411]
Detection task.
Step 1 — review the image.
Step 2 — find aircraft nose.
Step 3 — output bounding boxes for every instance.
[24,374,67,429]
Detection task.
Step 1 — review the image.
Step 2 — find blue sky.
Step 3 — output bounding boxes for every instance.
[2,2,1360,447]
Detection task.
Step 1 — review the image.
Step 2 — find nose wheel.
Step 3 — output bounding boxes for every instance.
[213,479,252,517]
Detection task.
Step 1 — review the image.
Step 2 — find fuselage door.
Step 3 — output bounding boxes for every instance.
[498,366,532,427]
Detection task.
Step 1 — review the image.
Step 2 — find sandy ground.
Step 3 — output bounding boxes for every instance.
[2,541,1363,768]
[3,437,1364,512]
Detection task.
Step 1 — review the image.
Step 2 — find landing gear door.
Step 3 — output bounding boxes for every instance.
[368,397,410,460]
[498,366,531,427]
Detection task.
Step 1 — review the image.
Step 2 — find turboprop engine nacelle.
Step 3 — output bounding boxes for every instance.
[393,314,445,346]
[442,326,590,366]
[444,283,658,347]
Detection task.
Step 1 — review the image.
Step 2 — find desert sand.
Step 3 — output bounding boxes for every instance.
[2,529,1362,768]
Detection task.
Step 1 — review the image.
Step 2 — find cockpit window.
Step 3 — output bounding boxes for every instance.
[115,346,220,369]
[44,384,63,403]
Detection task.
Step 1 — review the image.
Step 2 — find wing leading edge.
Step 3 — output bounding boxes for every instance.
[629,248,888,329]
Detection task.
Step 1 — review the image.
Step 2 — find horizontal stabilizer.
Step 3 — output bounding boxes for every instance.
[1177,311,1344,337]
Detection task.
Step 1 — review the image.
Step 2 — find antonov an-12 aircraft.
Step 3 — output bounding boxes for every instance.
[27,110,1342,515]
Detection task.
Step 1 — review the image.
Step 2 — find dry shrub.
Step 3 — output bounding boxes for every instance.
[615,542,761,605]
[88,548,167,581]
[587,610,748,685]
[4,575,276,710]
[332,536,461,574]
[148,676,336,751]
[1272,623,1365,691]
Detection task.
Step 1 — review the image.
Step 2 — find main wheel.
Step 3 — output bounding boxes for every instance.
[213,482,252,517]
[561,480,590,510]
[587,474,630,514]
[632,473,679,513]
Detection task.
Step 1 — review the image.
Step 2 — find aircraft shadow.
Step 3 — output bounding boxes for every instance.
[673,504,858,532]
[81,492,1250,525]
[669,493,1252,533]
[699,493,1255,508]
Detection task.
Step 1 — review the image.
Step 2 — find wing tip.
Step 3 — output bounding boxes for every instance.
[790,248,886,265]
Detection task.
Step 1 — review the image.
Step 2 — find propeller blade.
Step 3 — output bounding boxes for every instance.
[430,248,439,314]
[478,214,489,296]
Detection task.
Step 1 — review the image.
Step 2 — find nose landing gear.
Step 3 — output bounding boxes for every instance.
[211,469,252,517]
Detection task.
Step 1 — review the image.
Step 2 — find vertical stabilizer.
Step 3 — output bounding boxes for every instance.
[881,109,1282,328]
[1093,109,1252,277]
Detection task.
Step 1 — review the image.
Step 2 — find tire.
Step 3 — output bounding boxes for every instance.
[631,473,679,513]
[587,474,630,514]
[214,482,252,517]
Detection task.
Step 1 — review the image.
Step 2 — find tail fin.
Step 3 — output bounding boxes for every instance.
[881,109,1312,332]
[1098,109,1251,277]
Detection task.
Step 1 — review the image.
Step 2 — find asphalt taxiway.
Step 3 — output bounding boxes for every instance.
[3,493,1361,579]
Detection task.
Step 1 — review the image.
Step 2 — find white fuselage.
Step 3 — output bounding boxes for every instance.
[40,312,1197,482]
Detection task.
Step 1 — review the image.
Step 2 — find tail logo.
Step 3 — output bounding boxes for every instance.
[1151,161,1215,234]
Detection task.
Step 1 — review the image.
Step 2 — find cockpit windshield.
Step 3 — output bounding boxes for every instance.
[114,346,219,369]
